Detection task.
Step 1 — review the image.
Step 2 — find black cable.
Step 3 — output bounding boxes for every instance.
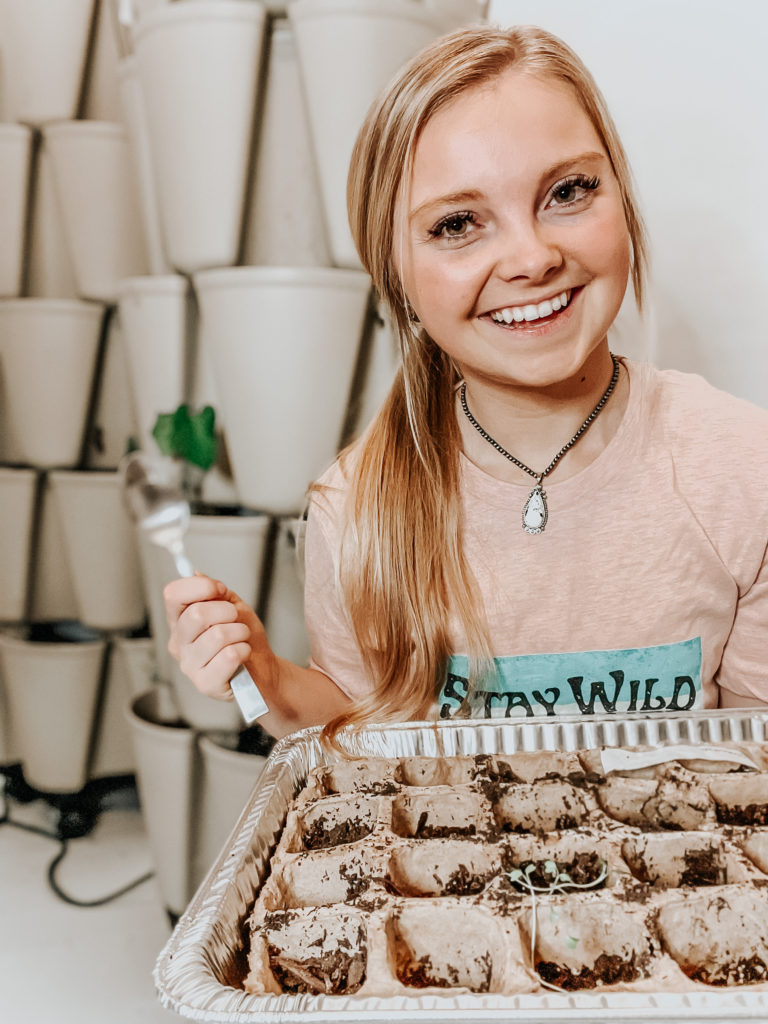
[46,838,154,908]
[1,770,155,908]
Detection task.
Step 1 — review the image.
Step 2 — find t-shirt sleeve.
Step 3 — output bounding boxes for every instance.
[303,492,374,702]
[715,536,768,702]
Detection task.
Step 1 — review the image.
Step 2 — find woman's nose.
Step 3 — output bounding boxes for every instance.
[492,217,564,283]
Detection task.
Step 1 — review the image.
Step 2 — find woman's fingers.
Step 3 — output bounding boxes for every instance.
[163,573,257,700]
[178,617,251,672]
[163,574,226,629]
[199,642,253,699]
[174,613,252,699]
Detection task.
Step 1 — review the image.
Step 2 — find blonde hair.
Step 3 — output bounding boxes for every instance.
[321,24,649,744]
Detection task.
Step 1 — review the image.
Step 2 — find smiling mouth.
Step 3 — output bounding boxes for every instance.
[484,288,579,327]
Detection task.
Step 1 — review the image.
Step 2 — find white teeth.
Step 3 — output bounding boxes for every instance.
[489,289,571,325]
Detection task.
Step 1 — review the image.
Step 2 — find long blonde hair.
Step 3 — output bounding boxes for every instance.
[321,24,649,744]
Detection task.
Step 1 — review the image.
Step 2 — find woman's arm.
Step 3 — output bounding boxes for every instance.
[163,574,351,738]
[718,686,768,710]
[715,537,768,709]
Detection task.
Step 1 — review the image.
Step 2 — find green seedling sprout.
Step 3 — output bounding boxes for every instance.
[507,858,608,994]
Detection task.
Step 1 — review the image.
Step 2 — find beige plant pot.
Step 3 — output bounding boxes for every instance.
[0,634,19,765]
[194,266,370,514]
[49,470,147,633]
[134,0,268,273]
[192,730,269,891]
[242,16,330,269]
[29,472,79,624]
[137,510,272,728]
[84,312,140,470]
[0,627,107,793]
[81,0,123,122]
[127,688,196,916]
[347,301,400,441]
[187,304,239,510]
[0,0,95,125]
[263,516,311,666]
[0,467,39,624]
[44,121,149,303]
[117,275,189,453]
[117,56,171,275]
[89,642,137,779]
[26,142,79,300]
[0,298,105,469]
[0,125,33,298]
[113,634,159,701]
[288,0,468,268]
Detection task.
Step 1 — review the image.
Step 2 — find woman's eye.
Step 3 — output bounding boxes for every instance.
[428,211,476,240]
[547,175,600,208]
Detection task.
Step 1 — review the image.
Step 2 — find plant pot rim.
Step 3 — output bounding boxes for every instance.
[134,0,268,42]
[0,631,106,653]
[0,297,105,317]
[0,124,33,142]
[118,274,188,299]
[193,265,371,293]
[43,120,129,141]
[0,466,37,482]
[128,690,193,738]
[289,0,450,29]
[188,507,271,528]
[49,468,120,486]
[198,730,268,765]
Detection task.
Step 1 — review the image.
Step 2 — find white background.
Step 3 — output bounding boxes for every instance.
[489,0,768,407]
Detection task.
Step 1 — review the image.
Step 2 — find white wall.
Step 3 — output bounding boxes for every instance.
[489,0,768,408]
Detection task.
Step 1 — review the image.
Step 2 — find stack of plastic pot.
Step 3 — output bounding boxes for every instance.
[0,0,487,917]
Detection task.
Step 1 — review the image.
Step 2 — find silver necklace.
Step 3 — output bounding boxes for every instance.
[459,355,620,535]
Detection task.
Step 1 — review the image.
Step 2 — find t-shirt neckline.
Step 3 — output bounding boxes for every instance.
[459,356,647,505]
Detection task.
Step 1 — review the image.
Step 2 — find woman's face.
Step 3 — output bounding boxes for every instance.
[401,69,631,391]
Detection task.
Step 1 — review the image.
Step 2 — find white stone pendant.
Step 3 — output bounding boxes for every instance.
[522,484,548,534]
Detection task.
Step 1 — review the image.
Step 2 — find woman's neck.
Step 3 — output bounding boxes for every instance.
[457,348,629,485]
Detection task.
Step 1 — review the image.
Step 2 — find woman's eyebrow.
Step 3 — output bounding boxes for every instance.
[408,151,607,222]
[409,189,485,223]
[539,151,607,181]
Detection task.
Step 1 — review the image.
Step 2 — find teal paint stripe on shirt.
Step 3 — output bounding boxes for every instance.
[440,637,703,719]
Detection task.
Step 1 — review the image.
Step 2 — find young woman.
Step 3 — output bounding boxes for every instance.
[163,24,768,741]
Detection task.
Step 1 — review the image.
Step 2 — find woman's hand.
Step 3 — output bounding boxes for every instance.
[164,573,352,738]
[164,574,276,702]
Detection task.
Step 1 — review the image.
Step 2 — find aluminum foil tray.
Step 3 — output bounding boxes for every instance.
[154,709,768,1022]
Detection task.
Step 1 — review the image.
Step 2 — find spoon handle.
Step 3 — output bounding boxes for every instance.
[230,666,270,722]
[171,548,196,579]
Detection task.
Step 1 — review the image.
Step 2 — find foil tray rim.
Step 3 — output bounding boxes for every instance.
[154,709,768,1022]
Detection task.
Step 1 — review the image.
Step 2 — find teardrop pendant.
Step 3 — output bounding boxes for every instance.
[522,484,548,534]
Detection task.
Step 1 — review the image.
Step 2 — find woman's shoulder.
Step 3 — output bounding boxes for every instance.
[313,438,364,490]
[308,439,364,525]
[632,360,768,455]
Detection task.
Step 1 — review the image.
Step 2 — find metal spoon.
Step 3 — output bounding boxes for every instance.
[120,451,269,724]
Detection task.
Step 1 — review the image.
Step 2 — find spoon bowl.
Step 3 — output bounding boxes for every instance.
[119,451,268,723]
[120,451,194,576]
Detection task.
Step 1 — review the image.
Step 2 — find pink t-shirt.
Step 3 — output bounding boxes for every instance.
[303,359,768,719]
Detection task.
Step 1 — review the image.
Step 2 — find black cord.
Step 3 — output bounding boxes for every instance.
[47,838,154,908]
[1,770,155,908]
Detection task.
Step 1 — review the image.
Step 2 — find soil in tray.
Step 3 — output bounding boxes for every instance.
[267,944,367,994]
[537,951,643,990]
[302,815,373,850]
